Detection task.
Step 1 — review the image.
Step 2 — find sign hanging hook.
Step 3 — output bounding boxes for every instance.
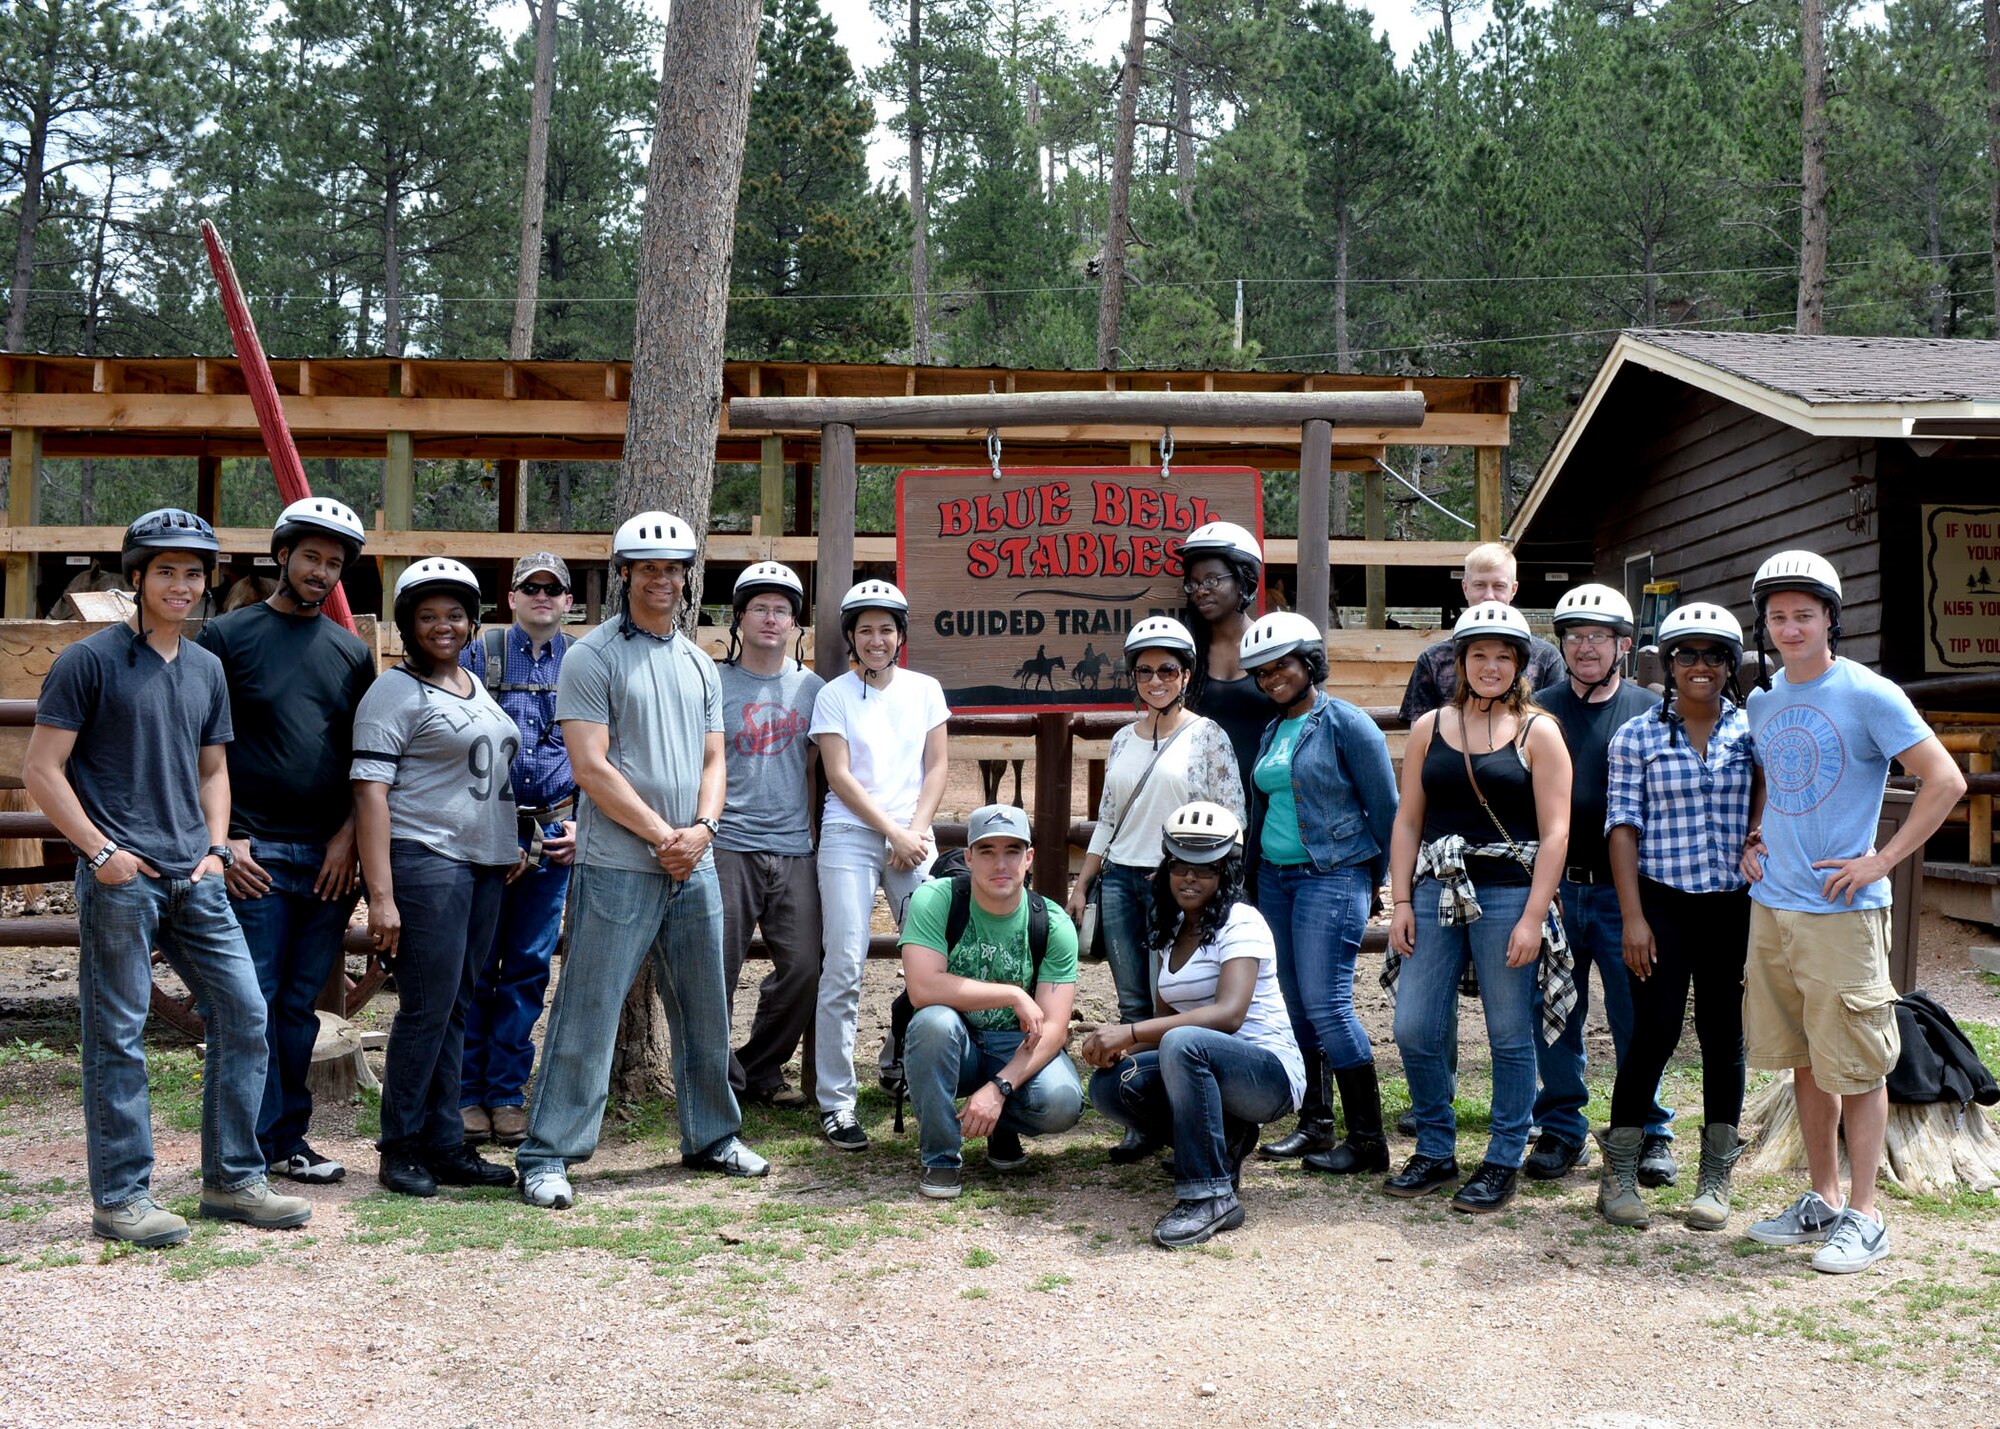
[1159,380,1174,480]
[986,427,1003,480]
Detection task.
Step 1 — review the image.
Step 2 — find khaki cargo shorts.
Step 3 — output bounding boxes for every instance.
[1743,902,1901,1096]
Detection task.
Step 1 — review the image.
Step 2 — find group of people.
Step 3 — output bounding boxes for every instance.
[28,506,1958,1269]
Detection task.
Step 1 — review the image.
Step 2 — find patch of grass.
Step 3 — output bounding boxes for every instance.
[145,1050,205,1133]
[962,1247,998,1269]
[960,1286,990,1299]
[1030,1271,1072,1291]
[0,1038,61,1068]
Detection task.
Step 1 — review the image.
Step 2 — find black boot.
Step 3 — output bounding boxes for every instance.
[1260,1055,1336,1159]
[1227,1118,1263,1190]
[1303,1063,1390,1175]
[1108,1127,1163,1165]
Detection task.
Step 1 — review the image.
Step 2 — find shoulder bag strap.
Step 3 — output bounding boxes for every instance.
[1457,708,1539,883]
[1100,716,1195,850]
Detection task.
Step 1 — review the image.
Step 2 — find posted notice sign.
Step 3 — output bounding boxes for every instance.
[897,466,1264,712]
[1923,504,2000,671]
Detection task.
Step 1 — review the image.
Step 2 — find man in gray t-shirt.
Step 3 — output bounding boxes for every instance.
[513,511,771,1210]
[715,563,824,1107]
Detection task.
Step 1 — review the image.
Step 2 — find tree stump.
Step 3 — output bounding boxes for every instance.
[1744,1070,2000,1196]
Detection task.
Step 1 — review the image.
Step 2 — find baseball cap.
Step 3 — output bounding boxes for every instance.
[966,804,1032,846]
[512,552,571,589]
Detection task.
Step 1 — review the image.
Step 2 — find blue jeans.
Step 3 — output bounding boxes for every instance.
[461,825,570,1110]
[1392,879,1540,1167]
[1259,861,1375,1072]
[1532,879,1672,1144]
[378,842,505,1150]
[903,1005,1083,1168]
[1090,1027,1296,1198]
[229,838,358,1163]
[1098,861,1157,1024]
[75,868,267,1207]
[517,860,741,1169]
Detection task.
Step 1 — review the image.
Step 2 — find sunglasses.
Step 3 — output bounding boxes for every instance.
[1671,647,1730,668]
[1167,860,1222,879]
[517,579,567,597]
[1132,664,1185,681]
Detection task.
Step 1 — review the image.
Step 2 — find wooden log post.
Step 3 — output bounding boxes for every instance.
[1297,418,1332,632]
[1475,446,1503,543]
[730,388,1427,433]
[383,430,414,596]
[814,423,857,677]
[497,458,522,532]
[759,435,784,539]
[1972,751,1994,868]
[195,453,223,527]
[1034,712,1073,904]
[1363,465,1386,629]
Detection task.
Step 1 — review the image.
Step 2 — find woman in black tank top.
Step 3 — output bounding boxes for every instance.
[1382,603,1572,1215]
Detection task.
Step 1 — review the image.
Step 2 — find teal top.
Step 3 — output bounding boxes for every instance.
[1253,714,1310,866]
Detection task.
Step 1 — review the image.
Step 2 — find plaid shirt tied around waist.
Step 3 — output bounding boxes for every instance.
[1379,834,1575,1048]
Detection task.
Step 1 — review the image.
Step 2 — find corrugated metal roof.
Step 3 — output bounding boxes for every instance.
[1631,329,2000,405]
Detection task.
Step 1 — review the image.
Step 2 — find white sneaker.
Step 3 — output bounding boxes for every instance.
[520,1165,574,1210]
[1745,1190,1842,1246]
[1810,1207,1889,1274]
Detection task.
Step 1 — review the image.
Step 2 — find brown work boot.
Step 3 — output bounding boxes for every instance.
[488,1105,529,1146]
[460,1105,492,1144]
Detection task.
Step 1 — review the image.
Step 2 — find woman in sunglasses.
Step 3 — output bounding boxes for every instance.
[1596,603,1757,1230]
[1068,617,1245,1163]
[1081,802,1303,1249]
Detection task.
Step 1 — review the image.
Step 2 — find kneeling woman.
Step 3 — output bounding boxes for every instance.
[352,559,524,1196]
[1082,803,1304,1249]
[1598,603,1756,1230]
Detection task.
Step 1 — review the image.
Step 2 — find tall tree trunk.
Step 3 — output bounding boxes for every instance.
[907,0,931,364]
[511,0,559,362]
[1988,0,2000,329]
[1796,0,1828,335]
[1025,77,1044,200]
[78,180,114,526]
[1333,197,1351,373]
[4,80,52,355]
[1096,0,1148,369]
[608,0,761,1103]
[1643,234,1658,328]
[1173,61,1194,224]
[383,184,403,354]
[1926,172,1946,337]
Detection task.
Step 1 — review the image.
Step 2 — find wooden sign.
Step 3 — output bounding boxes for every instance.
[1922,504,2000,671]
[896,466,1263,712]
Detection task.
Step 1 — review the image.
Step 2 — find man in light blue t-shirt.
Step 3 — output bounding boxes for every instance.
[1738,551,1962,1275]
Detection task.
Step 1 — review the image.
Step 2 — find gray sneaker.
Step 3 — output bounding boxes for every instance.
[520,1165,574,1210]
[1810,1207,1890,1274]
[92,1197,191,1247]
[919,1165,962,1200]
[198,1178,312,1230]
[1745,1190,1842,1246]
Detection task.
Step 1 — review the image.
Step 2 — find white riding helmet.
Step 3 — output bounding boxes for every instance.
[839,579,909,617]
[1238,611,1324,670]
[1751,549,1842,608]
[272,496,366,556]
[1124,615,1197,662]
[612,510,699,563]
[392,556,481,623]
[1179,520,1263,570]
[1452,601,1533,660]
[1550,582,1633,635]
[1160,801,1245,865]
[733,560,804,613]
[1657,602,1744,659]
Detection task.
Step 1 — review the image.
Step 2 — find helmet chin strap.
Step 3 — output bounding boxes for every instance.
[276,552,328,612]
[1140,683,1184,747]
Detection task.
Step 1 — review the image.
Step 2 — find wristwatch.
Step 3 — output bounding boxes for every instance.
[989,1075,1015,1099]
[208,844,236,869]
[694,816,720,838]
[88,842,117,871]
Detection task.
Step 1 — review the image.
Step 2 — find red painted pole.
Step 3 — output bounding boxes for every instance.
[198,220,358,633]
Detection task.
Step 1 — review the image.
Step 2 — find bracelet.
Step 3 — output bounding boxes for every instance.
[1393,898,1412,906]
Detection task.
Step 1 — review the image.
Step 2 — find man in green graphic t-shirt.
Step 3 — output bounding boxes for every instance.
[898,805,1084,1201]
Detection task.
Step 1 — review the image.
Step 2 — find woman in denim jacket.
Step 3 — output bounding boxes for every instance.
[1238,613,1399,1173]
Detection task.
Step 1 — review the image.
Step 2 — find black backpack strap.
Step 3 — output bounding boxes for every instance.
[482,627,506,695]
[1026,894,1049,994]
[945,875,972,953]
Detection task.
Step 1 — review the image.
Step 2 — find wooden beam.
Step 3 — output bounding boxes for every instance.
[1297,419,1332,632]
[1476,446,1503,542]
[496,459,522,533]
[790,460,811,536]
[1363,466,1386,629]
[383,432,414,593]
[196,454,222,526]
[758,435,784,539]
[813,423,856,678]
[1033,711,1073,903]
[727,389,1428,431]
[5,425,41,617]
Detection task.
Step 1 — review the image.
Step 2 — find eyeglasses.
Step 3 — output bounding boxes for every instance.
[516,580,567,597]
[1672,647,1730,668]
[1167,860,1221,879]
[1561,630,1617,648]
[1132,664,1185,681]
[1181,575,1234,595]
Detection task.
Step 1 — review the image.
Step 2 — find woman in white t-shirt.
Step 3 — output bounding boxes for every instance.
[1080,803,1303,1250]
[808,580,950,1153]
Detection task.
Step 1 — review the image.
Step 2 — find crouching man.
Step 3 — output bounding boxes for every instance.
[899,805,1084,1200]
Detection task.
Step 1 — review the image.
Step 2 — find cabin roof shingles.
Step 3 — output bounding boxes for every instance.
[1632,329,2000,406]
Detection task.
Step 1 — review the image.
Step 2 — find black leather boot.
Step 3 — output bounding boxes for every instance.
[1260,1055,1336,1158]
[1303,1062,1390,1175]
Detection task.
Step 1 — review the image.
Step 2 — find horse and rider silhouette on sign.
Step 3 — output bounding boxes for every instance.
[1015,641,1129,692]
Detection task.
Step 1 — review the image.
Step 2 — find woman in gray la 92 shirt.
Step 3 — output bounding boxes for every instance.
[352,559,524,1198]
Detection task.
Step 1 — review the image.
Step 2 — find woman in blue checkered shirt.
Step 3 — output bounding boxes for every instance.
[1597,602,1760,1232]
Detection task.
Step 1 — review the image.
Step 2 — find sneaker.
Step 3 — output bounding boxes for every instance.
[1745,1191,1843,1246]
[821,1109,869,1152]
[460,1105,492,1143]
[92,1197,190,1248]
[487,1105,529,1146]
[1810,1207,1890,1274]
[1153,1194,1246,1249]
[1636,1133,1677,1187]
[682,1137,771,1178]
[1522,1132,1587,1181]
[198,1178,312,1230]
[919,1165,962,1200]
[520,1165,574,1210]
[986,1128,1028,1171]
[274,1143,346,1184]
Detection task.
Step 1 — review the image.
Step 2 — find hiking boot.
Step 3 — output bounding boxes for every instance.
[1685,1123,1744,1232]
[744,1081,810,1110]
[423,1142,517,1188]
[1383,1153,1459,1199]
[274,1143,346,1184]
[985,1128,1028,1171]
[1152,1194,1245,1249]
[1810,1207,1890,1274]
[919,1165,962,1200]
[460,1105,492,1144]
[520,1165,574,1210]
[378,1148,438,1198]
[1636,1132,1677,1187]
[1449,1161,1518,1214]
[1523,1132,1588,1181]
[1595,1128,1649,1228]
[1746,1191,1843,1246]
[487,1105,530,1145]
[821,1109,869,1152]
[92,1197,190,1248]
[198,1178,312,1230]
